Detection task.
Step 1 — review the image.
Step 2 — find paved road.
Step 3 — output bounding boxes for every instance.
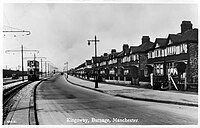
[36,75,197,125]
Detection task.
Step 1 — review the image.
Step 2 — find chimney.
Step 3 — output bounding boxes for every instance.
[111,49,116,54]
[123,44,129,51]
[142,36,150,44]
[181,21,192,33]
[104,53,108,56]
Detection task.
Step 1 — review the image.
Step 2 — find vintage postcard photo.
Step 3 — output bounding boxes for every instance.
[2,0,199,127]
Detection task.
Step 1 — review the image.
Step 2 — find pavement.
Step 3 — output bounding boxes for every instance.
[3,76,50,125]
[66,75,198,107]
[4,81,41,125]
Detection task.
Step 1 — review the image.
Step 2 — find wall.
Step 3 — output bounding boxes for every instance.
[188,42,198,83]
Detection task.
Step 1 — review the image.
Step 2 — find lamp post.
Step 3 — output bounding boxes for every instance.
[88,35,100,88]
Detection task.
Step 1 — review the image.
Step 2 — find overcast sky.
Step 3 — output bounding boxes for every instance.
[3,2,198,71]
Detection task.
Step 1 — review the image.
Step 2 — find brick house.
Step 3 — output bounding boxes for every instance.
[147,21,198,90]
[73,20,197,91]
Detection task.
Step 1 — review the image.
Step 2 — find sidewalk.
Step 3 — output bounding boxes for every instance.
[4,81,41,125]
[66,75,198,107]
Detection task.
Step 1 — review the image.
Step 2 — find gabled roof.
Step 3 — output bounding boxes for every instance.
[85,60,92,65]
[92,57,101,63]
[179,28,198,43]
[155,38,168,48]
[100,55,109,61]
[138,41,154,52]
[130,46,140,54]
[117,51,124,57]
[168,34,182,44]
[168,28,198,44]
[75,62,85,69]
[108,52,120,59]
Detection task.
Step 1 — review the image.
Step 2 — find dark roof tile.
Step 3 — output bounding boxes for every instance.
[155,38,167,47]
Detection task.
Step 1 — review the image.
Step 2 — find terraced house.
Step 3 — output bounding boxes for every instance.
[147,21,198,91]
[72,21,198,91]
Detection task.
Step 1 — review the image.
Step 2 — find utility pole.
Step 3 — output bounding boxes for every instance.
[5,45,39,81]
[88,35,100,88]
[21,45,24,80]
[4,27,32,81]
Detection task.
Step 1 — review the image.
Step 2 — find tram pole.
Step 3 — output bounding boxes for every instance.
[21,45,24,81]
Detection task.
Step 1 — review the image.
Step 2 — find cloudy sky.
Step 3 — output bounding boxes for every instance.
[3,2,198,71]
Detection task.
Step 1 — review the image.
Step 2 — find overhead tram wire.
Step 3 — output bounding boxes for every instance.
[3,25,25,31]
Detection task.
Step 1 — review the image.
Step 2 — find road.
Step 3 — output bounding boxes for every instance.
[36,75,197,125]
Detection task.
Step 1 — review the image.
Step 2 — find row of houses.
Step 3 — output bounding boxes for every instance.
[70,21,198,91]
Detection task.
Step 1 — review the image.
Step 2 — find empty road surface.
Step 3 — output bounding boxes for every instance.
[35,75,197,125]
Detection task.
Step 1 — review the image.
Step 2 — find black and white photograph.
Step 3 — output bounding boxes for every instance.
[2,0,199,127]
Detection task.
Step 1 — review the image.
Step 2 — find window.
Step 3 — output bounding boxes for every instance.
[124,69,129,75]
[165,49,167,56]
[176,45,180,54]
[109,69,115,75]
[182,44,188,53]
[100,70,105,74]
[148,52,151,59]
[167,62,178,76]
[123,56,130,63]
[131,54,135,61]
[136,54,139,60]
[162,49,165,57]
[154,64,164,76]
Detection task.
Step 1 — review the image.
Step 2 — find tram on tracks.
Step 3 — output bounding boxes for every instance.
[27,60,40,81]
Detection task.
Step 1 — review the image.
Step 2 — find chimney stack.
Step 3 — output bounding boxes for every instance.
[181,21,192,33]
[104,53,108,56]
[142,36,150,44]
[123,44,129,51]
[111,49,116,54]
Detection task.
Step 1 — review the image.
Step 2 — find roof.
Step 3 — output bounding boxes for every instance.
[108,52,120,59]
[168,28,198,44]
[75,62,85,69]
[178,28,198,43]
[100,55,109,61]
[92,57,101,63]
[130,46,141,53]
[85,60,92,65]
[155,38,168,48]
[138,41,154,52]
[117,51,124,57]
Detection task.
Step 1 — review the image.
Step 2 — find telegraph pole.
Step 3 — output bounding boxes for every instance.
[4,26,32,81]
[5,45,39,81]
[88,35,100,88]
[21,45,24,81]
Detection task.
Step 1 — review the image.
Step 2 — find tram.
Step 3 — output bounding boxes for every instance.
[27,60,40,81]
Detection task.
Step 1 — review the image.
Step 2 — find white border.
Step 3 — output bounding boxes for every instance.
[1,0,199,128]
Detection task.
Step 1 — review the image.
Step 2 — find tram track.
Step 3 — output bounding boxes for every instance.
[3,81,32,106]
[3,78,28,86]
[3,81,33,123]
[3,77,51,125]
